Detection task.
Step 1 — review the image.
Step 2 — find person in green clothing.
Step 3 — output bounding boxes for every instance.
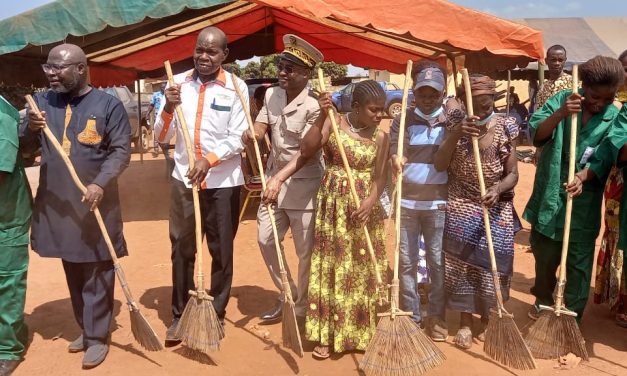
[0,95,32,376]
[523,55,625,323]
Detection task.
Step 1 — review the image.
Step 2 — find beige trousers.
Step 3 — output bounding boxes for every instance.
[257,204,315,317]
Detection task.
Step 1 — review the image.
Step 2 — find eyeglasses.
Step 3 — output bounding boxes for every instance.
[41,63,79,73]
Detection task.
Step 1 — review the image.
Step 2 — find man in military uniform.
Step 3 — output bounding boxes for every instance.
[243,34,324,323]
[21,44,131,369]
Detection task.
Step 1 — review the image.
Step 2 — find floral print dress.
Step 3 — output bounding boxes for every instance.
[305,121,387,353]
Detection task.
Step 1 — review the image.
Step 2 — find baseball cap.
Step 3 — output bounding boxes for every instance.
[414,67,445,92]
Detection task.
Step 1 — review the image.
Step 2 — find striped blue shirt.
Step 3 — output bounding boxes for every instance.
[390,107,448,210]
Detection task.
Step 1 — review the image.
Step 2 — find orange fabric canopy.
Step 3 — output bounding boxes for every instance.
[255,0,544,60]
[0,0,544,87]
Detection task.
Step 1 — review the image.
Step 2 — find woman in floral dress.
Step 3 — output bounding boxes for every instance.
[434,74,519,349]
[594,50,627,327]
[301,80,389,359]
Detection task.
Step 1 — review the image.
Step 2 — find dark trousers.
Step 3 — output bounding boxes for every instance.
[169,179,240,320]
[62,260,115,347]
[529,229,595,321]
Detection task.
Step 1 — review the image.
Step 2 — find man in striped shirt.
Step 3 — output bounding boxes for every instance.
[390,64,449,341]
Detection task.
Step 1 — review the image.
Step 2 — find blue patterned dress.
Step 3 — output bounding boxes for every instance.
[443,114,518,317]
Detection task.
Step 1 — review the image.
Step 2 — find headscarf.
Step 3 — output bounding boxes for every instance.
[459,74,497,96]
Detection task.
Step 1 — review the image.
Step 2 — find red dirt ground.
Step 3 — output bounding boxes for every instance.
[16,140,626,376]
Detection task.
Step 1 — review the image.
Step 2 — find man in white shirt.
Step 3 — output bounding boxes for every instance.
[154,26,248,346]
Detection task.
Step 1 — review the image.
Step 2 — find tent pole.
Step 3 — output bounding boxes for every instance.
[137,79,144,164]
[506,69,511,116]
[538,60,544,91]
[450,55,460,91]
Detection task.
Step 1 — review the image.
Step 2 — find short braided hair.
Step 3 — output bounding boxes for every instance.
[351,80,386,107]
[580,55,625,89]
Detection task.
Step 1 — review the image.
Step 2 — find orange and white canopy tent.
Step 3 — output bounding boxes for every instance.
[0,0,544,87]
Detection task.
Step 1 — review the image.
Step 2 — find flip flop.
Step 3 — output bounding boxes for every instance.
[312,345,330,360]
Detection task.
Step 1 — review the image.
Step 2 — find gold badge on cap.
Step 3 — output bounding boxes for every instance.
[282,34,324,68]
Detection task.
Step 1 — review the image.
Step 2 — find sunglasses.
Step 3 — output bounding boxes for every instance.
[277,62,305,75]
[41,63,79,73]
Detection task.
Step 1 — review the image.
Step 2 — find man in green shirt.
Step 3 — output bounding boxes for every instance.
[523,56,625,323]
[0,95,32,376]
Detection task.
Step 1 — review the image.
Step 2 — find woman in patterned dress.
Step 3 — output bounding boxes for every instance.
[434,74,519,349]
[301,80,389,359]
[594,50,627,327]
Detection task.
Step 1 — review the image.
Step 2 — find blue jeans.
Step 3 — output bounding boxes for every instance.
[399,207,446,323]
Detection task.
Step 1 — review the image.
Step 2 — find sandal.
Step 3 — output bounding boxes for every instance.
[616,313,627,328]
[454,327,473,350]
[312,345,330,360]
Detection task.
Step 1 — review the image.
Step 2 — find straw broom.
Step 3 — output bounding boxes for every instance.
[25,95,163,352]
[316,69,388,306]
[230,73,303,358]
[460,69,536,370]
[360,61,445,376]
[525,65,588,361]
[163,61,224,354]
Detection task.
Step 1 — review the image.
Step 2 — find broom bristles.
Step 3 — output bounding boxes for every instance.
[360,315,445,376]
[282,298,304,357]
[175,294,224,354]
[129,306,164,351]
[525,310,588,361]
[484,311,536,370]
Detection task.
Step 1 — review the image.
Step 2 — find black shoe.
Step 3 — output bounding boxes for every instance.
[165,318,182,347]
[259,301,283,324]
[0,360,20,376]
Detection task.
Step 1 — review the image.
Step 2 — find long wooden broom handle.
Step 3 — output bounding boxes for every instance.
[555,65,579,311]
[393,61,413,282]
[460,69,506,313]
[164,61,205,291]
[24,95,137,307]
[388,61,414,315]
[230,74,290,279]
[316,69,384,290]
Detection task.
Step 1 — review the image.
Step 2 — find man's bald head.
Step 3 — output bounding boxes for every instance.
[197,27,228,50]
[193,27,229,82]
[45,43,89,95]
[48,43,87,64]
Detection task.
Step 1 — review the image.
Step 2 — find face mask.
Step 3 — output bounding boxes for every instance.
[414,106,443,123]
[474,111,495,126]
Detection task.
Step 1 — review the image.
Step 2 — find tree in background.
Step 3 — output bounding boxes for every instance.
[242,61,261,79]
[222,62,242,76]
[238,54,348,81]
[317,61,348,81]
[260,54,279,78]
